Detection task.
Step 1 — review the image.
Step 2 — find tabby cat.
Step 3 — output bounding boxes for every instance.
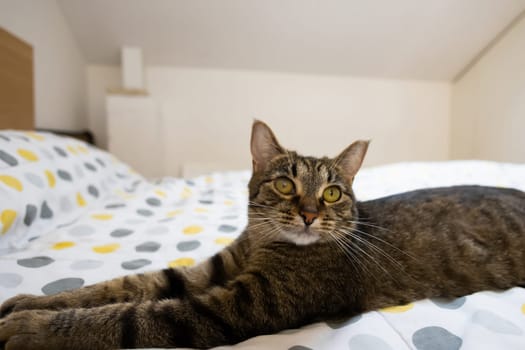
[1,121,525,350]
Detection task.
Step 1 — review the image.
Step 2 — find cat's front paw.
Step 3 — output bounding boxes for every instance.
[0,310,55,350]
[0,294,41,318]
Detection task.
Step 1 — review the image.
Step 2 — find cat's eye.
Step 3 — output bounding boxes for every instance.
[274,177,295,195]
[323,186,341,203]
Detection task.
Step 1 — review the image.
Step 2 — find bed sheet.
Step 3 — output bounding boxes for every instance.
[1,145,525,349]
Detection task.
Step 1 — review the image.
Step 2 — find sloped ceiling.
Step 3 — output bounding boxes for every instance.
[59,0,525,80]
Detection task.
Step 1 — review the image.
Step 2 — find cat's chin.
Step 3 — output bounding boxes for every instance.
[281,228,321,246]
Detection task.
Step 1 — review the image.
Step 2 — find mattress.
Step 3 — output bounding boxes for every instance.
[1,130,525,349]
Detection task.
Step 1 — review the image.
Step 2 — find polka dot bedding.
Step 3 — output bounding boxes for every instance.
[1,131,525,349]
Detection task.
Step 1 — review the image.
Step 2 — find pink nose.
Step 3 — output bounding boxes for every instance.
[300,210,318,226]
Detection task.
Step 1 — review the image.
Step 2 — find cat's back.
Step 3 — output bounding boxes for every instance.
[356,185,525,300]
[359,185,525,228]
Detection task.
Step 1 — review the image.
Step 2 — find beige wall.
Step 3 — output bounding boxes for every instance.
[94,66,451,176]
[0,0,87,130]
[451,13,525,162]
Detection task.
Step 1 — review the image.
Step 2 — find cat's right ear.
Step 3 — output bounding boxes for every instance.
[251,120,285,173]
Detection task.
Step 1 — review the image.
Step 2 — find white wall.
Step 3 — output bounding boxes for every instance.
[94,66,450,176]
[87,65,121,148]
[451,13,525,162]
[0,0,87,129]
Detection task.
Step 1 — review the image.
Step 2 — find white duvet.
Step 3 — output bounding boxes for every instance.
[1,130,525,350]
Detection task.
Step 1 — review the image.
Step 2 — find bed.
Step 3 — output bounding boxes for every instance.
[1,129,525,350]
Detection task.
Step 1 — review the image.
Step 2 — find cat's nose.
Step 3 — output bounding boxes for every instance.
[300,210,318,226]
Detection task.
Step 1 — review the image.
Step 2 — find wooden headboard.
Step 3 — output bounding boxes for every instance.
[0,27,34,130]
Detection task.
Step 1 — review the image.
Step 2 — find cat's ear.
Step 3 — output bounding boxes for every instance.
[251,120,285,173]
[334,140,370,182]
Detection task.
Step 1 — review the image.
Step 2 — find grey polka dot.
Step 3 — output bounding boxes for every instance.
[0,135,10,142]
[39,147,54,160]
[177,240,201,252]
[0,273,23,288]
[199,200,213,205]
[136,241,161,252]
[0,150,18,166]
[472,310,523,335]
[74,164,84,178]
[412,326,462,350]
[146,197,161,206]
[84,162,97,172]
[60,196,74,213]
[17,256,55,268]
[96,158,105,167]
[186,180,195,186]
[289,346,313,350]
[349,334,393,350]
[40,201,53,219]
[430,296,466,310]
[88,185,99,198]
[70,260,104,270]
[53,146,68,157]
[57,169,72,181]
[68,225,95,237]
[24,204,37,226]
[24,173,45,188]
[105,203,126,209]
[218,224,237,233]
[122,259,152,270]
[158,217,175,223]
[137,209,154,217]
[146,226,170,235]
[42,278,84,295]
[111,228,134,238]
[125,219,146,225]
[327,314,362,329]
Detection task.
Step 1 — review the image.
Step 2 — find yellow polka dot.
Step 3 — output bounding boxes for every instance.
[214,237,234,245]
[167,210,184,217]
[154,190,167,198]
[0,175,23,192]
[194,207,208,213]
[181,187,193,199]
[67,145,78,155]
[52,241,76,250]
[45,170,56,188]
[77,145,89,154]
[91,213,113,221]
[1,210,17,235]
[17,149,39,161]
[168,257,195,267]
[92,243,120,254]
[381,303,414,313]
[521,304,525,315]
[115,189,136,200]
[183,225,204,235]
[76,193,86,207]
[25,132,45,141]
[224,200,234,206]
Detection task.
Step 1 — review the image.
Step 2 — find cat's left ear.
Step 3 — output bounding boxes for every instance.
[334,140,370,182]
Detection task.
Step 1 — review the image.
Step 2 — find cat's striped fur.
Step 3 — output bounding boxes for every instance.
[1,121,525,350]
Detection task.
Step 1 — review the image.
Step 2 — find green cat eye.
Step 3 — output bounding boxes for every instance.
[323,186,341,203]
[274,177,295,195]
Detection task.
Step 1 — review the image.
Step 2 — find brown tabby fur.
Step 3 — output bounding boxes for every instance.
[1,121,525,349]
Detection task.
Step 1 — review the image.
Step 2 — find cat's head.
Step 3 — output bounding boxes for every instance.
[248,120,369,245]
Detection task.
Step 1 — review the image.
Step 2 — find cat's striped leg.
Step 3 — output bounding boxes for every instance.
[0,241,246,318]
[0,268,296,350]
